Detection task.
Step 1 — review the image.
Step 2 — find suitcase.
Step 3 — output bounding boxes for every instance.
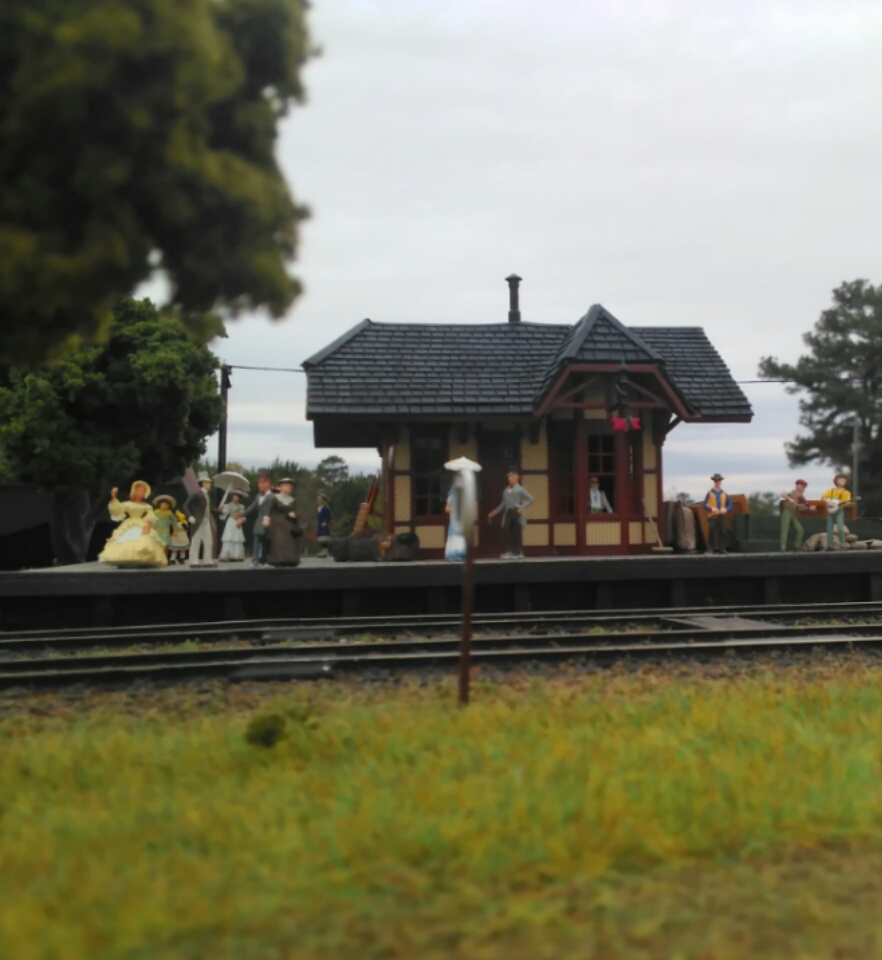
[347,535,380,563]
[331,537,349,563]
[385,533,420,562]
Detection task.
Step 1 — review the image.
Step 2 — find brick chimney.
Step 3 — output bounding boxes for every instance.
[506,274,522,324]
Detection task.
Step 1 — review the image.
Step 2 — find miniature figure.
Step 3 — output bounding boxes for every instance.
[240,472,275,567]
[821,473,852,552]
[184,472,217,567]
[263,477,303,567]
[779,480,816,551]
[316,493,332,558]
[169,510,190,565]
[98,481,168,567]
[589,476,614,513]
[219,492,246,562]
[444,455,482,562]
[152,494,182,560]
[487,467,534,560]
[702,473,733,554]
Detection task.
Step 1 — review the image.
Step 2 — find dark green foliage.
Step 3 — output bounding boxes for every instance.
[0,0,312,365]
[0,297,224,494]
[747,492,780,516]
[244,713,288,748]
[759,280,882,513]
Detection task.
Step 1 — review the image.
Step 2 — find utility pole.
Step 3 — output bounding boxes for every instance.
[852,414,860,502]
[218,364,232,471]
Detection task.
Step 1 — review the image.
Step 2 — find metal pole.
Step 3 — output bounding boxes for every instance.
[853,414,860,501]
[218,364,231,471]
[459,538,474,706]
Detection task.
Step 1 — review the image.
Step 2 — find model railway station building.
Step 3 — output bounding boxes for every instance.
[303,277,752,558]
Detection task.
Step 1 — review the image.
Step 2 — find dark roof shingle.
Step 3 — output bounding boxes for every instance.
[303,310,752,423]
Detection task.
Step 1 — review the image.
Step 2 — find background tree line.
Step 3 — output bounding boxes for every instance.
[195,455,379,542]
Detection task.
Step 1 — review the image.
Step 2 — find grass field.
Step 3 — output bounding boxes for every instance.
[4,656,882,959]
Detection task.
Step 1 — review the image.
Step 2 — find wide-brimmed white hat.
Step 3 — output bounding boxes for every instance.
[444,456,482,473]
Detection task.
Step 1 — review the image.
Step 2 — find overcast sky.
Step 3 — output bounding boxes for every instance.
[199,0,882,500]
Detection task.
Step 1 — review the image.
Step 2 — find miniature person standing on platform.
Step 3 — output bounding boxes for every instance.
[488,467,534,560]
[240,471,275,567]
[588,476,614,513]
[169,509,190,565]
[219,492,246,562]
[184,472,217,567]
[702,473,733,555]
[315,494,333,558]
[821,473,852,552]
[263,477,303,567]
[152,494,182,560]
[99,481,168,567]
[779,480,816,552]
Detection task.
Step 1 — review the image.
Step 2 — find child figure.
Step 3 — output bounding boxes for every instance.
[779,480,815,551]
[219,493,246,561]
[702,473,733,555]
[487,467,534,560]
[169,510,190,565]
[152,495,182,559]
[821,473,852,552]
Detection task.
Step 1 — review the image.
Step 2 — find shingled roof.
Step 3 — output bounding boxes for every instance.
[303,308,752,422]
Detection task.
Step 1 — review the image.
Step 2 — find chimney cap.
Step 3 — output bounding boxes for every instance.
[505,273,522,283]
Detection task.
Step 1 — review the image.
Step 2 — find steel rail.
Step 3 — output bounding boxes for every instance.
[0,631,877,691]
[2,599,880,651]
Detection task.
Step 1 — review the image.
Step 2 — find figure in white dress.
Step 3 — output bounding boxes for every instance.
[219,493,246,562]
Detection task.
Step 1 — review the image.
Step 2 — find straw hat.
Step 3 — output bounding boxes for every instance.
[444,456,483,473]
[130,480,151,498]
[153,494,177,509]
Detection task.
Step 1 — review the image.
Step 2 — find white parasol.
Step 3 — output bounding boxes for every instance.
[212,470,250,507]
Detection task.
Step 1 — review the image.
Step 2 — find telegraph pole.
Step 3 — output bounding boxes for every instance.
[218,364,232,471]
[852,414,860,502]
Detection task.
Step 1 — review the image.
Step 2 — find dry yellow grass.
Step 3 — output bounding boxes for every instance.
[3,659,882,959]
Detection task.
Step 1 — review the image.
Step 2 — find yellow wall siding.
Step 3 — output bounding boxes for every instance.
[523,524,550,547]
[643,431,657,470]
[643,473,659,515]
[414,525,445,549]
[553,523,577,546]
[394,525,411,536]
[521,426,548,471]
[526,474,549,521]
[395,433,410,471]
[394,475,411,523]
[586,522,621,546]
[585,408,608,420]
[629,521,644,545]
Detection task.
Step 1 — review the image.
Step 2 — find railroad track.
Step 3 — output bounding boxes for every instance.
[1,600,882,690]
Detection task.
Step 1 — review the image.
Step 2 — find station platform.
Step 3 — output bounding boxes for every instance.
[2,551,882,630]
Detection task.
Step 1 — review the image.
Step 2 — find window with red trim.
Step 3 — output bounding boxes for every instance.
[587,433,616,513]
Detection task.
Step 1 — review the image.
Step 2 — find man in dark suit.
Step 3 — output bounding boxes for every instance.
[240,472,275,567]
[184,473,217,567]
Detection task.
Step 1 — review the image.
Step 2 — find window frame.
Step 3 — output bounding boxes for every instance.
[410,427,449,521]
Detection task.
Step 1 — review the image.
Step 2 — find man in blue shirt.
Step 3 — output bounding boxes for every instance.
[316,493,332,558]
[702,473,733,554]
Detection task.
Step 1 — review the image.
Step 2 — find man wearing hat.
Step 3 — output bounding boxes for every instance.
[183,473,217,567]
[779,480,816,552]
[315,494,332,559]
[821,473,852,551]
[702,473,733,554]
[487,467,534,560]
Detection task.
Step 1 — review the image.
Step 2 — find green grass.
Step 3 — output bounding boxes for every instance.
[4,660,882,958]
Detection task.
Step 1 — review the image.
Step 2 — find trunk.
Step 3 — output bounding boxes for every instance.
[50,490,107,565]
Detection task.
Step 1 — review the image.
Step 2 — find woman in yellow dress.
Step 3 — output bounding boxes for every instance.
[98,481,168,567]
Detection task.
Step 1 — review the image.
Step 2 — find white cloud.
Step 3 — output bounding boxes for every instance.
[195,0,879,493]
